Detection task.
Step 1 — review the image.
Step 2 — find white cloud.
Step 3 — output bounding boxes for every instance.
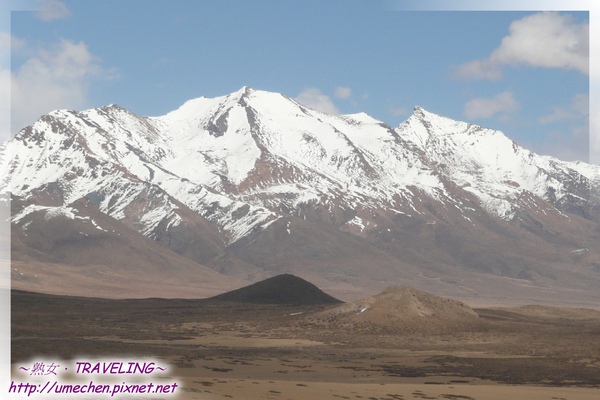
[464,91,518,120]
[335,86,352,100]
[0,33,19,142]
[8,38,115,137]
[540,93,588,124]
[539,124,589,163]
[35,0,71,21]
[295,88,340,115]
[0,32,25,64]
[455,12,588,80]
[0,67,10,143]
[389,105,408,116]
[537,93,590,160]
[453,59,503,81]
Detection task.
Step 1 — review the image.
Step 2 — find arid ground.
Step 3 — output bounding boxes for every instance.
[11,289,600,400]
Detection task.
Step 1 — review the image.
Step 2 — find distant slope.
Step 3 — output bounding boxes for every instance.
[209,273,342,305]
[10,196,243,299]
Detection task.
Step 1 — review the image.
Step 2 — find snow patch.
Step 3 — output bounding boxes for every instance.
[90,218,108,232]
[345,216,366,232]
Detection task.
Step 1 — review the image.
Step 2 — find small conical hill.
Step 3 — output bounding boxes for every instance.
[208,273,342,305]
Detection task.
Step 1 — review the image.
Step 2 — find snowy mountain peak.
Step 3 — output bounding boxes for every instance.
[411,105,436,120]
[4,86,600,305]
[408,106,471,135]
[102,103,122,110]
[341,112,382,125]
[3,87,600,247]
[224,85,254,104]
[237,85,254,97]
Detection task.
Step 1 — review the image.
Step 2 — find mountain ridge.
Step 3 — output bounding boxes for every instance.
[3,87,600,305]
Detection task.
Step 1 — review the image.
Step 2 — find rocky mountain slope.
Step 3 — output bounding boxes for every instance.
[2,87,599,305]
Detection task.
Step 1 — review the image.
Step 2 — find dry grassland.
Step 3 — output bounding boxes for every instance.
[11,290,600,399]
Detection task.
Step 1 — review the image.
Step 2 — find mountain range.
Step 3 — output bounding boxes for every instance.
[2,87,600,306]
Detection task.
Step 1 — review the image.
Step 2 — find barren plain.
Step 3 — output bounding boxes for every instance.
[11,287,600,400]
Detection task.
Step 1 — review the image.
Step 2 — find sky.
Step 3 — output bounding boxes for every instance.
[0,0,596,165]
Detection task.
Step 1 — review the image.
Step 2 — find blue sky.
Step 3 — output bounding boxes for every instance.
[1,0,596,162]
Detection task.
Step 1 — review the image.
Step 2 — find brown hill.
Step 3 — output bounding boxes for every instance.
[314,286,480,333]
[208,273,342,305]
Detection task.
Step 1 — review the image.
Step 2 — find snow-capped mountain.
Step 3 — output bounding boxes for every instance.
[2,87,600,304]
